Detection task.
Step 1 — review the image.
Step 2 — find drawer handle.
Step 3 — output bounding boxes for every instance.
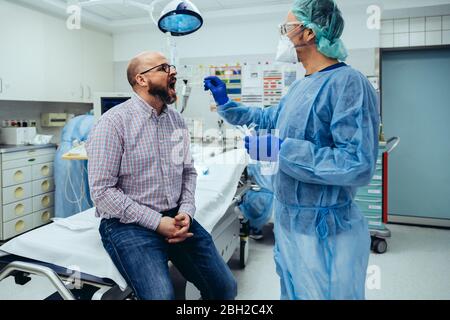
[14,187,24,199]
[15,203,25,215]
[15,220,25,232]
[14,170,24,182]
[27,150,37,154]
[41,180,50,192]
[355,198,382,203]
[41,211,50,222]
[41,195,50,207]
[41,165,50,176]
[28,158,36,162]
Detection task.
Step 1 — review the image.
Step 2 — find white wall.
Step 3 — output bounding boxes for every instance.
[114,18,282,62]
[0,0,113,144]
[0,0,114,103]
[113,8,380,62]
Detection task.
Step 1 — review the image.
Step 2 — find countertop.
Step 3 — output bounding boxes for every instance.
[0,144,57,154]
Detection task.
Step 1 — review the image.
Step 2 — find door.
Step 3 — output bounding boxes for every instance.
[382,47,450,226]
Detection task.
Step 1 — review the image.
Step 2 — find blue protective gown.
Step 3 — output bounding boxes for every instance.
[218,64,379,300]
[54,115,95,218]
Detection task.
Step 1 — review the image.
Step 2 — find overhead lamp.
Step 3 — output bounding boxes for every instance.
[157,0,203,36]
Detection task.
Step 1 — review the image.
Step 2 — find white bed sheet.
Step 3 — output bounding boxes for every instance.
[0,149,247,291]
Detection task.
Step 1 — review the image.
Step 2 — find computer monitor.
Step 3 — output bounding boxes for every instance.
[93,92,132,120]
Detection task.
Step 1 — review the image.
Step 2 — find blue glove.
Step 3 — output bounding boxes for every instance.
[244,135,284,162]
[204,76,229,106]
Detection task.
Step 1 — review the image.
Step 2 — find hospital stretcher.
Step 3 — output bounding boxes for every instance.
[0,148,250,300]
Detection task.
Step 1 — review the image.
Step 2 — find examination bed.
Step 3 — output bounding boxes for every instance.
[0,148,249,300]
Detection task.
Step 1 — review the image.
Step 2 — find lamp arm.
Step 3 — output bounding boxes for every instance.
[126,0,166,26]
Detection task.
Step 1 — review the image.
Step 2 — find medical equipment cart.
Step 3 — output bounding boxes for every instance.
[355,137,400,254]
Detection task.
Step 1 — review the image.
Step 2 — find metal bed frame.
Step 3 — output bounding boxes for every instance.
[0,170,251,300]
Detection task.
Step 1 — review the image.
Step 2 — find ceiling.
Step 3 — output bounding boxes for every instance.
[11,0,294,32]
[10,0,450,33]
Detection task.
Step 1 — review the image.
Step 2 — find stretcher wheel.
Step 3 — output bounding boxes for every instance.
[372,238,387,254]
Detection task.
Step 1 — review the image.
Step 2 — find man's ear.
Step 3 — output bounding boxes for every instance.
[135,74,146,87]
[305,28,316,43]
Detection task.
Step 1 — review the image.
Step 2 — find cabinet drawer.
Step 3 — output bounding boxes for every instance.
[2,167,32,187]
[366,216,383,229]
[32,178,55,196]
[2,183,32,204]
[357,183,382,198]
[2,154,55,170]
[2,148,55,162]
[32,162,54,180]
[355,197,382,216]
[3,198,33,222]
[32,192,54,211]
[3,214,33,239]
[371,166,382,182]
[33,207,54,228]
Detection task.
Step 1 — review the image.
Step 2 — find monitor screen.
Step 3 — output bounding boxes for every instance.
[101,97,130,115]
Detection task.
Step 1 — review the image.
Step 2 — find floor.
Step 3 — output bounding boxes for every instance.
[1,223,449,300]
[228,223,450,300]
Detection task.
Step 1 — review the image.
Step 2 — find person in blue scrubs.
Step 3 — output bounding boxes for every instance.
[239,163,274,240]
[205,0,380,300]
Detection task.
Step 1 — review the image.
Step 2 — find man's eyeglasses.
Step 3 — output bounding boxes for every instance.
[279,22,303,36]
[139,63,177,75]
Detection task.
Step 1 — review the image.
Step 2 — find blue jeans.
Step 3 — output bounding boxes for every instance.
[99,208,237,300]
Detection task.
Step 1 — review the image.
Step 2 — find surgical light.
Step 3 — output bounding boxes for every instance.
[157,0,203,36]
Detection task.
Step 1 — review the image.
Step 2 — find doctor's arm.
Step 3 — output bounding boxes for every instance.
[204,76,282,130]
[278,77,380,187]
[86,118,162,231]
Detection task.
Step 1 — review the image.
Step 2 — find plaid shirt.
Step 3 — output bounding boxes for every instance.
[86,93,197,231]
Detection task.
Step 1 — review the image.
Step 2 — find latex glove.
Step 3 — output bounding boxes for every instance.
[204,76,229,106]
[244,135,284,162]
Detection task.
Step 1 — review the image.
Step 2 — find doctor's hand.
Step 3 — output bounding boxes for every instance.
[168,213,193,244]
[204,76,229,106]
[244,134,284,162]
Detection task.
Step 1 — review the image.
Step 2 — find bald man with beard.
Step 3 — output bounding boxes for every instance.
[86,52,237,300]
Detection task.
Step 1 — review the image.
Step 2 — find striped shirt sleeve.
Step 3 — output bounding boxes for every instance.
[178,128,197,218]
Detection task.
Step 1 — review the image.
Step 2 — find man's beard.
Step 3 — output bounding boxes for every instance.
[148,81,177,105]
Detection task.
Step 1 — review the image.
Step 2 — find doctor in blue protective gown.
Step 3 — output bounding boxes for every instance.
[205,0,379,300]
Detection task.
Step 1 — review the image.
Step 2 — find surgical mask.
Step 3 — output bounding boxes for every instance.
[275,35,299,64]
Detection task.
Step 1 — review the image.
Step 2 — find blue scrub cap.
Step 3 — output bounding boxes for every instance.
[292,0,348,61]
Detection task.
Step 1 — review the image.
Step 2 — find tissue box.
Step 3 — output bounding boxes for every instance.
[0,127,37,145]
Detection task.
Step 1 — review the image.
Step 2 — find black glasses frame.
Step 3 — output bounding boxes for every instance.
[139,63,176,75]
